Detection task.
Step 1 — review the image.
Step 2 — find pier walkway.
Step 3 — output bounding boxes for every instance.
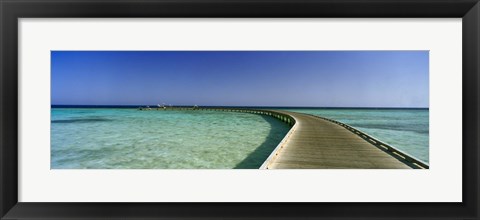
[262,110,426,169]
[139,107,429,169]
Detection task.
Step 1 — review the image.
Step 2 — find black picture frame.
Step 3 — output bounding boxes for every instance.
[1,0,479,219]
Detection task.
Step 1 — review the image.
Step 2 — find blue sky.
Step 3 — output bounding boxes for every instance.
[51,51,429,107]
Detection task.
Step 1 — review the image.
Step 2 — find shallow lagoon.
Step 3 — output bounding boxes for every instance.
[51,108,289,169]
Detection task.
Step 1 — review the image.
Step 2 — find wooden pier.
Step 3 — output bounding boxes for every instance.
[261,110,428,169]
[139,107,429,169]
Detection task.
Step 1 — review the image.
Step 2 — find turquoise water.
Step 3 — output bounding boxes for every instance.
[51,107,429,169]
[51,108,290,169]
[277,108,429,163]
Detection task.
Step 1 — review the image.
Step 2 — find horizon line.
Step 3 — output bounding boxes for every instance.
[51,104,429,109]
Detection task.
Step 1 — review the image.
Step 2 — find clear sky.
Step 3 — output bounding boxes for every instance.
[51,51,429,107]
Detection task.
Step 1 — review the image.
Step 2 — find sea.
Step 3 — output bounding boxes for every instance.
[51,106,429,169]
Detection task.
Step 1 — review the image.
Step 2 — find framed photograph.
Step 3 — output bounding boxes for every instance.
[1,0,479,219]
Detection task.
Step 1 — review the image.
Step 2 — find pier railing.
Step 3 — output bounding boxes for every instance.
[199,107,296,125]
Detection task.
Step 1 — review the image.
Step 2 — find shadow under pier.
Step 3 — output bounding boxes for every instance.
[234,115,290,169]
